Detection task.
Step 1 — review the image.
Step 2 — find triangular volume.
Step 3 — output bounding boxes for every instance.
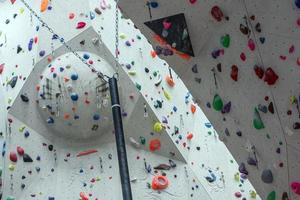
[144,13,195,57]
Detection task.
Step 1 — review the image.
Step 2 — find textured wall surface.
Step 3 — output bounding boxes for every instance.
[0,0,259,199]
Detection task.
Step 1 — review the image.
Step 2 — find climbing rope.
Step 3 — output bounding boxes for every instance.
[19,0,109,83]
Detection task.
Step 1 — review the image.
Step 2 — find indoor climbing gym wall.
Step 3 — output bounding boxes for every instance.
[117,0,300,199]
[0,0,272,199]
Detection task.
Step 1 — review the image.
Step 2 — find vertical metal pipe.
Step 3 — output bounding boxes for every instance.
[109,77,133,200]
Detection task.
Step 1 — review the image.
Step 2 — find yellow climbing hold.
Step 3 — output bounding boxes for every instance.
[234,173,240,181]
[163,90,171,100]
[289,95,297,104]
[19,126,26,132]
[96,176,101,181]
[128,71,136,76]
[120,33,126,39]
[20,8,24,14]
[153,122,163,133]
[40,0,49,12]
[249,190,257,198]
[8,98,12,104]
[8,164,15,171]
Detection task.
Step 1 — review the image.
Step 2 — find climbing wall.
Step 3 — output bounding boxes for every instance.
[0,0,260,199]
[118,0,300,199]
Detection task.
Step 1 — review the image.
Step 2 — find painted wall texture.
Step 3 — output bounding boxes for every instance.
[0,0,260,199]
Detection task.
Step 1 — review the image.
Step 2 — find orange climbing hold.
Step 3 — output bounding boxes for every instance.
[191,104,197,114]
[165,75,175,87]
[151,50,157,58]
[40,0,49,12]
[187,132,194,140]
[80,192,89,200]
[77,149,98,157]
[149,139,161,152]
[152,175,169,190]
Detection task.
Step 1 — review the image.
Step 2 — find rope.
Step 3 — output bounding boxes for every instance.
[19,0,109,83]
[114,0,120,78]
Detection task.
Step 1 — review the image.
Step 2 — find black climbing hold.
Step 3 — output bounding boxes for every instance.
[194,77,201,84]
[48,145,54,151]
[225,128,230,136]
[217,63,222,72]
[23,153,33,162]
[192,64,198,73]
[17,45,23,54]
[268,102,274,114]
[80,40,85,45]
[154,164,171,170]
[261,169,273,184]
[144,13,195,56]
[276,147,281,154]
[20,94,29,102]
[282,192,289,200]
[255,23,262,33]
[293,122,300,130]
[145,67,150,73]
[236,131,242,137]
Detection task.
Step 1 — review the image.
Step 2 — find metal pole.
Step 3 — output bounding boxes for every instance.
[109,77,133,200]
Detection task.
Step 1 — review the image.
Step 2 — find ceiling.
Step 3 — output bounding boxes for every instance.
[118,0,300,199]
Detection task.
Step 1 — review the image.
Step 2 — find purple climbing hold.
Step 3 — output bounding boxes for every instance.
[261,169,273,184]
[221,101,231,114]
[238,163,248,175]
[247,157,257,166]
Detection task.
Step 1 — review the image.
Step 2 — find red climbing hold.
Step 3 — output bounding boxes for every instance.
[187,133,194,140]
[211,6,223,22]
[191,104,196,114]
[264,68,278,85]
[80,192,89,200]
[231,65,238,81]
[240,52,246,61]
[152,175,169,190]
[0,63,4,74]
[248,39,256,51]
[254,65,264,79]
[149,139,161,151]
[10,0,16,4]
[17,146,25,156]
[10,151,18,162]
[291,182,300,195]
[189,0,197,4]
[76,22,86,29]
[297,58,300,66]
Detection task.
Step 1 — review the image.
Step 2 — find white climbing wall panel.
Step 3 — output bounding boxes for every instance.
[0,0,261,199]
[118,0,300,199]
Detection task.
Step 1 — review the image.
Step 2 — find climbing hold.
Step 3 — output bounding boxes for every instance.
[17,146,24,156]
[77,149,98,157]
[230,65,238,81]
[187,132,193,140]
[221,101,231,114]
[79,192,89,200]
[149,139,161,151]
[165,75,175,87]
[152,175,169,190]
[76,22,86,29]
[153,122,163,133]
[282,192,289,200]
[20,94,29,102]
[217,63,222,72]
[70,93,79,101]
[211,6,224,22]
[291,182,300,195]
[238,162,248,175]
[293,122,300,130]
[40,0,49,12]
[154,164,171,170]
[247,157,257,166]
[253,108,264,129]
[0,63,4,74]
[240,52,246,61]
[254,65,264,79]
[267,191,276,200]
[5,196,15,200]
[23,153,33,162]
[261,169,273,184]
[234,192,242,198]
[191,104,197,114]
[296,0,300,9]
[163,89,171,100]
[258,104,267,113]
[8,76,18,88]
[264,68,278,85]
[212,94,223,111]
[268,102,274,114]
[192,64,198,73]
[47,117,54,124]
[9,151,18,162]
[39,50,45,57]
[71,73,79,80]
[248,39,256,51]
[220,34,230,48]
[95,7,102,15]
[129,137,141,148]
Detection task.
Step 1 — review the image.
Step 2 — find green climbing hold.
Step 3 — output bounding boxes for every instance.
[135,83,141,91]
[213,94,223,111]
[267,191,276,200]
[221,34,230,48]
[140,136,146,145]
[6,196,15,200]
[253,108,265,130]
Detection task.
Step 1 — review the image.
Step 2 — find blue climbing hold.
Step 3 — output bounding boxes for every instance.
[39,50,46,57]
[90,11,95,20]
[296,0,300,9]
[28,38,33,51]
[147,1,158,8]
[24,131,30,138]
[71,73,78,80]
[93,114,100,121]
[70,93,79,101]
[47,117,54,124]
[83,53,90,60]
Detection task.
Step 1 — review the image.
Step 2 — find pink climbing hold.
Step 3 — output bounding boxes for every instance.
[211,6,224,22]
[17,146,25,156]
[289,45,295,54]
[80,192,89,200]
[76,22,86,29]
[240,52,246,61]
[189,0,197,4]
[234,192,242,198]
[297,18,300,26]
[291,182,300,195]
[10,0,16,4]
[0,63,4,74]
[163,20,172,30]
[264,67,278,85]
[248,39,256,51]
[9,151,18,162]
[69,13,75,20]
